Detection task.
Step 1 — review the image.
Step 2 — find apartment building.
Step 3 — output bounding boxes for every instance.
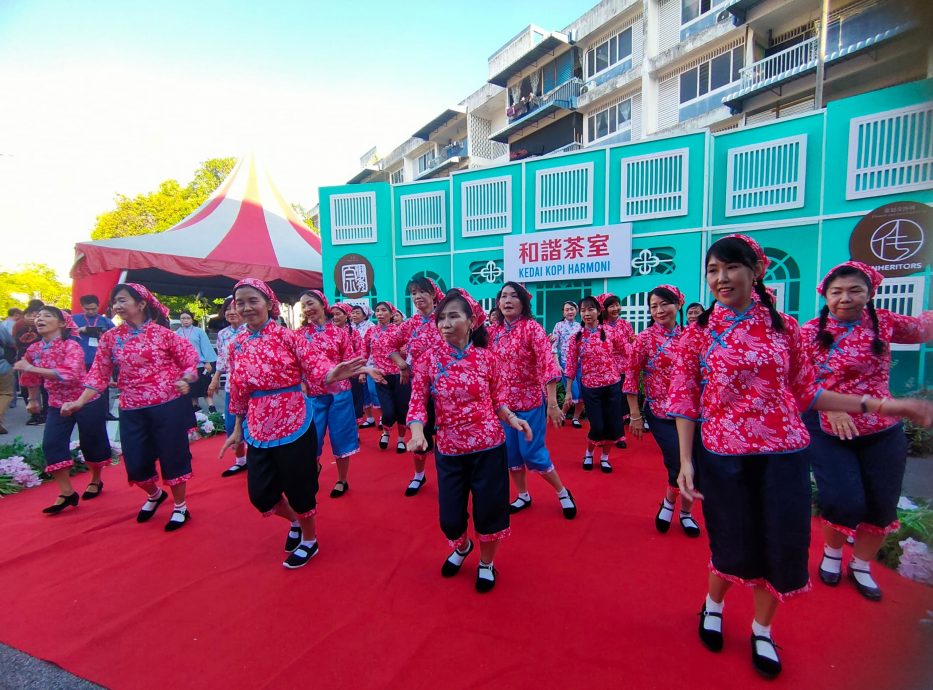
[321,2,932,391]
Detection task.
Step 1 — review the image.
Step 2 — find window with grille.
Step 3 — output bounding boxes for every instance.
[462,177,512,237]
[874,277,925,351]
[400,192,446,246]
[535,163,594,229]
[617,292,652,333]
[329,192,377,245]
[846,103,933,200]
[679,46,743,104]
[403,271,447,315]
[763,247,800,320]
[621,149,689,221]
[585,27,633,79]
[469,259,505,285]
[390,168,405,184]
[726,135,807,216]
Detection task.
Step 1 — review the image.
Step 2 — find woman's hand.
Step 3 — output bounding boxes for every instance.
[203,363,213,375]
[399,363,410,386]
[358,373,366,384]
[26,399,41,415]
[630,416,645,440]
[884,398,933,428]
[60,400,83,417]
[677,459,704,501]
[366,367,386,385]
[547,401,563,428]
[329,357,367,383]
[174,379,190,395]
[407,432,428,453]
[12,360,32,373]
[207,378,219,398]
[825,411,858,440]
[219,428,243,458]
[509,415,533,441]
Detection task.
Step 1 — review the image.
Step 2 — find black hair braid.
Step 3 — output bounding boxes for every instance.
[696,303,716,328]
[866,301,887,355]
[816,305,833,349]
[754,280,785,332]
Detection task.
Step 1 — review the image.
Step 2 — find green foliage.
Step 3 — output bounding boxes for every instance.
[0,263,71,310]
[0,436,45,473]
[291,203,320,234]
[91,157,236,241]
[157,295,226,323]
[904,388,933,457]
[878,499,933,569]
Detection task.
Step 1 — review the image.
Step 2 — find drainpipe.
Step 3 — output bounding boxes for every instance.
[814,0,830,109]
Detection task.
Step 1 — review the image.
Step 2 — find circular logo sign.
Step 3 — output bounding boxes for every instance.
[333,253,375,299]
[849,202,931,278]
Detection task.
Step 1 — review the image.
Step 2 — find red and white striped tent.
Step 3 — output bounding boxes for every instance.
[71,157,322,308]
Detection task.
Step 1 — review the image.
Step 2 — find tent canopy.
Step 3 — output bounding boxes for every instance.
[71,156,322,304]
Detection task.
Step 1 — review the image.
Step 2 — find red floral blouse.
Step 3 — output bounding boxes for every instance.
[363,323,401,375]
[408,344,506,455]
[564,325,627,388]
[488,317,562,412]
[21,337,96,409]
[668,299,820,455]
[298,322,354,395]
[623,323,683,417]
[801,309,933,436]
[85,322,199,410]
[389,313,445,367]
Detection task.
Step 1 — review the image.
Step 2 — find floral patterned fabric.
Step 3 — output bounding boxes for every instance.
[85,322,199,410]
[20,337,96,409]
[564,326,627,388]
[488,317,562,412]
[550,318,581,369]
[389,313,445,366]
[227,320,332,445]
[214,324,244,391]
[298,322,355,395]
[801,309,933,436]
[604,317,636,375]
[408,344,506,455]
[668,299,820,455]
[623,323,683,417]
[363,323,402,374]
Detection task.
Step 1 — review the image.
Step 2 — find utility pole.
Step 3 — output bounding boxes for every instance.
[814,0,830,109]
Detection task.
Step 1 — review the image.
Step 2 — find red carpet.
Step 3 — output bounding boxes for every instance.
[1,425,931,689]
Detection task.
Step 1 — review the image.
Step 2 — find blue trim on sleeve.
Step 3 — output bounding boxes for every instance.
[805,387,824,413]
[667,412,700,422]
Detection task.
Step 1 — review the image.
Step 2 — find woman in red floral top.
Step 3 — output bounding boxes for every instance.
[408,288,530,593]
[565,295,628,474]
[600,293,635,449]
[220,279,365,570]
[488,282,577,520]
[622,285,699,537]
[802,261,933,601]
[17,307,110,514]
[363,302,410,453]
[386,277,446,497]
[62,284,200,532]
[669,235,932,678]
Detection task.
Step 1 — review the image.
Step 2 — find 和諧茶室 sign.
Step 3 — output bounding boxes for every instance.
[503,225,633,283]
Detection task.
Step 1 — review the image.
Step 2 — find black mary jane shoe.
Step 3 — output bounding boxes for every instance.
[284,527,302,553]
[750,634,782,678]
[396,440,407,454]
[330,480,350,498]
[697,604,724,652]
[475,563,497,593]
[509,495,532,514]
[818,552,842,586]
[600,458,613,474]
[654,502,673,534]
[378,433,390,450]
[571,419,582,429]
[164,508,191,532]
[136,490,169,523]
[848,562,882,601]
[679,513,701,538]
[358,419,376,429]
[615,438,627,449]
[441,540,474,577]
[43,492,79,515]
[283,541,319,569]
[221,463,247,478]
[81,480,104,501]
[404,477,425,497]
[582,457,594,471]
[559,490,577,520]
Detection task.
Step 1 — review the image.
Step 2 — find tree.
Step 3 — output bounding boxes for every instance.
[291,203,320,235]
[91,157,237,240]
[0,264,71,309]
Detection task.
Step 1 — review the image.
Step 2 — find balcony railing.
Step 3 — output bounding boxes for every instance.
[415,139,469,179]
[738,37,818,94]
[506,78,584,122]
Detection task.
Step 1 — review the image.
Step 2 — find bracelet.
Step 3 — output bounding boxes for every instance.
[859,394,870,414]
[630,415,643,422]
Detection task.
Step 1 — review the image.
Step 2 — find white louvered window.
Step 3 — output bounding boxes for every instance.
[535,163,594,229]
[462,176,512,237]
[400,192,446,246]
[620,149,689,221]
[874,277,925,351]
[846,103,933,200]
[726,135,807,216]
[390,168,404,184]
[330,192,377,245]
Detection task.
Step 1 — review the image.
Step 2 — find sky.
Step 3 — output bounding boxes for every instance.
[0,0,597,280]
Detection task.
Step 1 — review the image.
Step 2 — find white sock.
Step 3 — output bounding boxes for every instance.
[658,498,675,523]
[584,450,594,458]
[517,491,530,500]
[821,545,844,574]
[447,539,472,566]
[850,557,877,588]
[288,521,301,536]
[298,538,317,549]
[477,560,495,580]
[234,455,247,467]
[556,488,568,499]
[366,416,375,423]
[679,510,697,527]
[169,502,187,522]
[751,621,779,661]
[600,454,610,463]
[703,594,724,633]
[413,471,425,481]
[557,488,575,509]
[141,489,163,511]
